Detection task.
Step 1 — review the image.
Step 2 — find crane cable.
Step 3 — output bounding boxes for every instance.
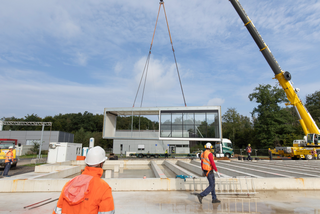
[133,0,187,107]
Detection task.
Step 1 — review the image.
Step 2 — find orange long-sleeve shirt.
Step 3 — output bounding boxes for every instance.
[53,166,115,214]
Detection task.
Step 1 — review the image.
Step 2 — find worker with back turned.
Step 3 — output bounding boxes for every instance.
[195,142,220,204]
[52,146,115,214]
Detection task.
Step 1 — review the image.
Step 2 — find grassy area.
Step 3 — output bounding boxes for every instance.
[18,154,48,159]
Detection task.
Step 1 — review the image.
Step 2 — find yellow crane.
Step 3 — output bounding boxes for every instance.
[229,0,320,160]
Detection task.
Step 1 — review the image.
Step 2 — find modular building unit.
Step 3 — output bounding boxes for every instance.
[113,130,190,154]
[47,142,82,163]
[104,106,222,154]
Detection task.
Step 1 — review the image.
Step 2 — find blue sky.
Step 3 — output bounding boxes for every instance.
[1,0,320,120]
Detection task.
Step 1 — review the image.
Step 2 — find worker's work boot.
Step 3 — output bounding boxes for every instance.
[195,193,203,204]
[212,199,221,203]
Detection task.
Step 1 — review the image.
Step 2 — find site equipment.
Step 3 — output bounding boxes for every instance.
[47,142,82,164]
[229,0,320,160]
[0,139,18,167]
[214,139,234,158]
[130,152,171,158]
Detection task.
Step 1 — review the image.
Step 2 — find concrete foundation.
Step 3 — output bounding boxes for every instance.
[2,191,320,214]
[1,159,320,193]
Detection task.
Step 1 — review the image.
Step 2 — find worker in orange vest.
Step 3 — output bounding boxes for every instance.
[2,146,14,177]
[246,144,252,161]
[52,146,115,214]
[195,142,220,204]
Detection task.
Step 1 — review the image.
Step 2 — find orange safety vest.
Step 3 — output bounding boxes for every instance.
[247,147,252,153]
[5,151,13,163]
[53,166,115,214]
[201,150,213,173]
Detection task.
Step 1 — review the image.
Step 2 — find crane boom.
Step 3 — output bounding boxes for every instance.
[229,0,320,136]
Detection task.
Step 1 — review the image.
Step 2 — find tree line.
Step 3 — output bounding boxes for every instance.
[222,85,320,150]
[2,86,319,151]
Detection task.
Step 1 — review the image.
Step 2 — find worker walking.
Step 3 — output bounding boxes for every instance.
[195,142,220,204]
[52,146,115,214]
[246,144,252,161]
[2,146,13,177]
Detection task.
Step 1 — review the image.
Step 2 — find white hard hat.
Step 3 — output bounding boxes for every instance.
[85,146,106,165]
[205,143,212,149]
[9,146,13,149]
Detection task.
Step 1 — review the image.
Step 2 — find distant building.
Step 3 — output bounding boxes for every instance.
[0,130,74,150]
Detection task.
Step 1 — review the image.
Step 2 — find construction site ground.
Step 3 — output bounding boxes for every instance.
[1,190,320,214]
[0,158,38,178]
[2,158,320,213]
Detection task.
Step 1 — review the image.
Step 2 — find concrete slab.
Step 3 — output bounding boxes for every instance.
[151,161,167,179]
[1,191,320,214]
[164,160,197,178]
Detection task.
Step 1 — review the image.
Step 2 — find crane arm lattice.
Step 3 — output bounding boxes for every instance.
[2,121,52,126]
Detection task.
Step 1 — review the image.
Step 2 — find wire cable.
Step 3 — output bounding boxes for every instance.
[133,0,187,107]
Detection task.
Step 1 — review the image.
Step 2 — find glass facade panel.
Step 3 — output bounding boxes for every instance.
[172,113,183,137]
[160,113,171,137]
[160,110,220,139]
[195,113,206,138]
[183,113,194,137]
[207,112,219,138]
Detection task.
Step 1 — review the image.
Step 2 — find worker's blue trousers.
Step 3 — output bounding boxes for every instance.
[3,163,11,176]
[200,171,217,200]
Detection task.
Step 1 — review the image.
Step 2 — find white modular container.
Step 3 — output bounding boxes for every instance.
[47,142,82,163]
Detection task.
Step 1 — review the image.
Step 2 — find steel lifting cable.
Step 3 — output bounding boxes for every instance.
[162,1,187,107]
[132,2,161,108]
[132,0,187,107]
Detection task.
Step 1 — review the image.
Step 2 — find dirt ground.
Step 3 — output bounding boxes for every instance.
[0,159,35,177]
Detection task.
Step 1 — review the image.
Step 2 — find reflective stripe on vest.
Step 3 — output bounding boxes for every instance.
[54,206,62,214]
[98,210,115,214]
[201,150,213,171]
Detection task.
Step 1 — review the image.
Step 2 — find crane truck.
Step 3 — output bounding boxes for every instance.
[229,0,320,160]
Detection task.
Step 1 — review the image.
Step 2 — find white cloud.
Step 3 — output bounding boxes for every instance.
[75,52,88,66]
[1,0,320,120]
[207,98,225,106]
[114,62,123,74]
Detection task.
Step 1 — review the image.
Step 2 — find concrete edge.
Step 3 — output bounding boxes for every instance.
[1,177,319,192]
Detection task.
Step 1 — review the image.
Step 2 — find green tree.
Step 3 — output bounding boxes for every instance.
[305,90,320,127]
[30,142,40,154]
[222,108,253,149]
[249,84,297,148]
[74,127,88,144]
[116,116,159,130]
